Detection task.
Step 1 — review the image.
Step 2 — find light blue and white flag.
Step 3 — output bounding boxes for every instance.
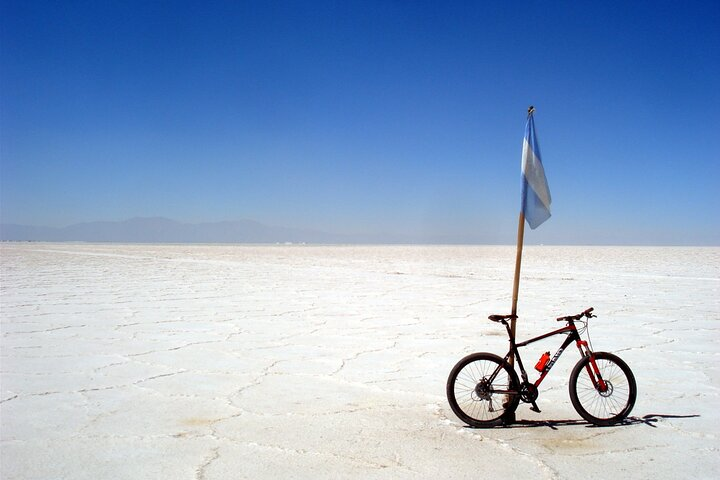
[521,112,551,229]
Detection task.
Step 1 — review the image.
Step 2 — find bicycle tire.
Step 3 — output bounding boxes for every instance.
[569,352,636,426]
[446,352,520,427]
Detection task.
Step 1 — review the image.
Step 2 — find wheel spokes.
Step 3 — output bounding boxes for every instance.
[575,359,631,420]
[453,359,513,422]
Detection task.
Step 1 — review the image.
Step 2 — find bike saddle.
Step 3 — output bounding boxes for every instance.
[488,314,517,322]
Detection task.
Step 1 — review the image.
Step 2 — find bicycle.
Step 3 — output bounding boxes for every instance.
[446,307,636,427]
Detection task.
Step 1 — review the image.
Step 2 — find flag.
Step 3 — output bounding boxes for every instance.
[521,110,551,229]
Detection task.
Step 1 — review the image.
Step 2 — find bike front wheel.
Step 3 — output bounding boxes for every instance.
[446,352,520,427]
[569,352,636,426]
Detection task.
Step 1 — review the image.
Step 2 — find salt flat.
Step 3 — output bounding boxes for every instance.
[1,243,719,479]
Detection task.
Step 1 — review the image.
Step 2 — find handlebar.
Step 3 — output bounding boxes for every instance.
[556,307,595,322]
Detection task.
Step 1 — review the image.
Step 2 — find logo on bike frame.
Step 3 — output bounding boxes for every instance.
[546,347,565,370]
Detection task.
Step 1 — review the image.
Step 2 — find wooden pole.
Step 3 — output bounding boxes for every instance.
[505,107,536,424]
[509,106,534,367]
[508,211,525,367]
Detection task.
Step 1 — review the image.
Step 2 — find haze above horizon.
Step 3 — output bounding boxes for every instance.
[2,1,719,245]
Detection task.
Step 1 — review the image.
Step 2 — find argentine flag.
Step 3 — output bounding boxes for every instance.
[521,112,551,229]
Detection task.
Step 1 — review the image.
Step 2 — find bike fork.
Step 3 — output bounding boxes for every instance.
[578,342,608,392]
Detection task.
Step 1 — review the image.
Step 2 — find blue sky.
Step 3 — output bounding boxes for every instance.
[2,1,719,244]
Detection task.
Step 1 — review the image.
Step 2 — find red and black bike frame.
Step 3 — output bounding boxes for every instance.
[500,320,608,393]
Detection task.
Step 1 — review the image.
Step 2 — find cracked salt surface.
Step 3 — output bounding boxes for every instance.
[1,244,719,479]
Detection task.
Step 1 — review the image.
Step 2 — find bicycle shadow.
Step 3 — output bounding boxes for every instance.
[488,413,700,430]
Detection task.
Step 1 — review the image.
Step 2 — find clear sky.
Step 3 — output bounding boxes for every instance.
[2,1,719,244]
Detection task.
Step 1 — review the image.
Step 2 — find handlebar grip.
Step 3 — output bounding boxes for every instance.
[557,307,595,322]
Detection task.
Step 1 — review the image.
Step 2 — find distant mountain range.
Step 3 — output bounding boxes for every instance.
[0,217,418,244]
[5,217,708,245]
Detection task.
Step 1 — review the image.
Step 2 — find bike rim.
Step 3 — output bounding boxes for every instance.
[575,359,632,420]
[453,358,513,423]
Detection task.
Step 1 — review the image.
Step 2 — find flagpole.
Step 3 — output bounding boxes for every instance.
[504,107,535,424]
[509,210,525,367]
[508,105,534,367]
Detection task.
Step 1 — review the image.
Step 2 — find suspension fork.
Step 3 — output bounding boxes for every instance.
[576,340,608,392]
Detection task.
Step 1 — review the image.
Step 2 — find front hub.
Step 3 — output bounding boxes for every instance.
[598,380,614,397]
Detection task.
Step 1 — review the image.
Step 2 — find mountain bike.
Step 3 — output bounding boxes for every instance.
[446,308,636,427]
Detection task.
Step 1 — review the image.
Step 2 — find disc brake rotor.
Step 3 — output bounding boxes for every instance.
[599,380,614,397]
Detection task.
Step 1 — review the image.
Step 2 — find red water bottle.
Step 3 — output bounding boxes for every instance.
[535,352,550,372]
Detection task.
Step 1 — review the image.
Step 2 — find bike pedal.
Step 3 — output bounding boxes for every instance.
[529,403,542,413]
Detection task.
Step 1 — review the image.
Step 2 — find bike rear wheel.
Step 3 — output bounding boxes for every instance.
[569,352,636,426]
[446,352,520,427]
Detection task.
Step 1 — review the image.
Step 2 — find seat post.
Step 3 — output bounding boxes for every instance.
[504,320,515,344]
